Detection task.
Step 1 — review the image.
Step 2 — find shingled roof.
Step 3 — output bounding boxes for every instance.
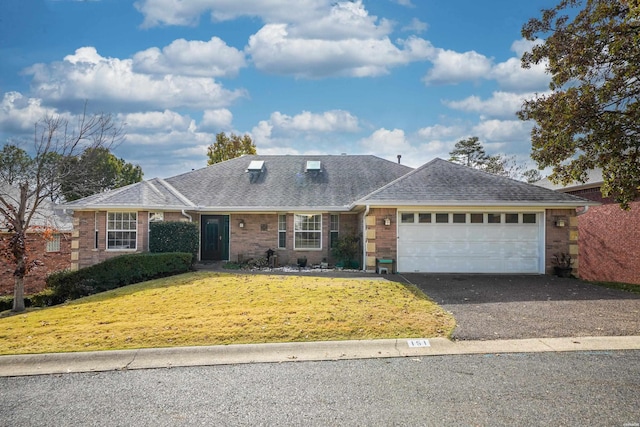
[65,155,414,211]
[357,158,593,207]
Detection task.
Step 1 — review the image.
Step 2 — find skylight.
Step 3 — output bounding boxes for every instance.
[247,160,265,172]
[305,160,322,172]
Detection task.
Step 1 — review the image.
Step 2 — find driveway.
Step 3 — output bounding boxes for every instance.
[394,274,640,341]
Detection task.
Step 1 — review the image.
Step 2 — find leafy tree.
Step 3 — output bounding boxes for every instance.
[206,132,257,165]
[0,108,123,312]
[61,147,143,201]
[518,0,640,208]
[484,154,526,179]
[522,168,544,183]
[449,137,488,168]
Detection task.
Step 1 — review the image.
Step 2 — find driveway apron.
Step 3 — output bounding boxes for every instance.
[397,274,640,341]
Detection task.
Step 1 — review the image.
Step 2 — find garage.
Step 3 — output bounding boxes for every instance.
[397,211,544,274]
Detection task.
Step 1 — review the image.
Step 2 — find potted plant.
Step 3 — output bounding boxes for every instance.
[552,253,573,278]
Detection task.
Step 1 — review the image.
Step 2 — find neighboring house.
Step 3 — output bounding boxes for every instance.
[0,188,73,295]
[537,170,640,284]
[63,155,593,275]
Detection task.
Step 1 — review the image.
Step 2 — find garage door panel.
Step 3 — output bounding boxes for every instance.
[397,213,542,274]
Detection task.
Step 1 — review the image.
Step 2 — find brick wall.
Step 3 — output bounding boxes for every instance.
[544,208,577,275]
[231,213,359,267]
[364,208,397,272]
[0,232,71,296]
[73,210,189,269]
[576,201,640,284]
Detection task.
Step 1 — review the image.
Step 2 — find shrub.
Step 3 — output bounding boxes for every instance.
[46,252,193,301]
[332,233,361,268]
[149,221,199,263]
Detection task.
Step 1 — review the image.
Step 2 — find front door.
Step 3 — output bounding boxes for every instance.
[201,215,230,261]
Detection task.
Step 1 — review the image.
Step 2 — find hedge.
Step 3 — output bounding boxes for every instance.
[45,252,193,302]
[149,221,199,262]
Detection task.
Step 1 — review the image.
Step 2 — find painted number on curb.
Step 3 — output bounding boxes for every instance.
[407,339,430,348]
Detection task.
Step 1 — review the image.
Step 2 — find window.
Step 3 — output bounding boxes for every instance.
[418,213,431,223]
[46,234,61,252]
[435,213,449,223]
[470,213,484,224]
[330,214,339,249]
[523,213,537,224]
[94,212,99,249]
[107,212,137,250]
[453,213,466,223]
[294,214,322,249]
[401,213,415,223]
[505,213,519,224]
[278,214,287,249]
[149,212,164,222]
[487,213,501,224]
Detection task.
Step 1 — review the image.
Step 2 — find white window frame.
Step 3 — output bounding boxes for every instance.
[278,214,287,249]
[294,213,322,250]
[46,234,61,253]
[107,212,137,250]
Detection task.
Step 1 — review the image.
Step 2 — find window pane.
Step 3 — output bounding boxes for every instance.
[487,213,501,223]
[453,213,466,223]
[523,213,537,224]
[278,232,286,249]
[505,213,519,224]
[418,213,431,223]
[295,231,321,249]
[435,213,449,223]
[470,213,484,223]
[401,213,414,223]
[330,214,339,231]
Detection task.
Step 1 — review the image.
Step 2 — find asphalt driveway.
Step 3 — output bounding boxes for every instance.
[395,274,640,341]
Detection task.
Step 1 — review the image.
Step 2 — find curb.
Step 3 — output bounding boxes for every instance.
[1,336,639,377]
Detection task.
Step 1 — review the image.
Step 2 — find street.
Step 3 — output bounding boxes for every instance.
[2,350,639,426]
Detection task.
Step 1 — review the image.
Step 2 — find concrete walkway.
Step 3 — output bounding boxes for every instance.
[2,335,640,377]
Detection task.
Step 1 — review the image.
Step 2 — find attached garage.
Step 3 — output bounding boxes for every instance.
[397,211,545,274]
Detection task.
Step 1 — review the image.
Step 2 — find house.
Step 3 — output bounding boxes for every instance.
[0,188,73,295]
[537,169,640,284]
[63,155,594,275]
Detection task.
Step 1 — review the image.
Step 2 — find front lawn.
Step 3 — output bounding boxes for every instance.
[0,272,455,355]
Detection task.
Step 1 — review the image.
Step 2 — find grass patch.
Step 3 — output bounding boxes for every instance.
[0,272,455,355]
[590,281,640,294]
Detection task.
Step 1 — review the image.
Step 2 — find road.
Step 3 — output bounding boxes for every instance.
[2,350,639,426]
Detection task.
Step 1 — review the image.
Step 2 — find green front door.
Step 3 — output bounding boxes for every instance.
[201,215,229,261]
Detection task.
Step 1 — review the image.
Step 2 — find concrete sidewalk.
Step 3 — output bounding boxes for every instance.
[1,335,639,377]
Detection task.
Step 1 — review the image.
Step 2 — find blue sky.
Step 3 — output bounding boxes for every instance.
[0,0,556,179]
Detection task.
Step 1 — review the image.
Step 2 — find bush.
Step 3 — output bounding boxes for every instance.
[46,252,193,301]
[0,289,63,312]
[149,221,199,263]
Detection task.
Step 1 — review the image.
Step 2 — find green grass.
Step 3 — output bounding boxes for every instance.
[0,272,455,355]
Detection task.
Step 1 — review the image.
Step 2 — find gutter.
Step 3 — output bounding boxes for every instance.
[181,209,193,222]
[576,205,590,216]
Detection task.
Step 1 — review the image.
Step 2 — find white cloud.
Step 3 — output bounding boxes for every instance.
[402,18,428,33]
[134,0,330,28]
[359,128,410,154]
[394,0,415,7]
[132,37,246,78]
[200,109,233,130]
[270,110,359,133]
[490,57,550,92]
[24,47,246,111]
[471,119,531,143]
[416,123,464,140]
[422,49,493,85]
[0,92,57,134]
[119,110,195,132]
[247,25,433,78]
[444,91,544,119]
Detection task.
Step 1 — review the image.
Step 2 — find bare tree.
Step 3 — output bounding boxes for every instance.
[0,106,124,312]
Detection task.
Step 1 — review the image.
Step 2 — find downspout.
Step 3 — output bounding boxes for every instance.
[181,209,193,222]
[362,204,370,272]
[576,205,590,216]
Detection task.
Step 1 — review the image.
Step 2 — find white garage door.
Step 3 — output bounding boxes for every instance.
[397,212,543,274]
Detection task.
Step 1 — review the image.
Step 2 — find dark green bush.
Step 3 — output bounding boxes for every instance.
[46,252,193,301]
[149,221,199,263]
[0,288,62,312]
[0,295,12,312]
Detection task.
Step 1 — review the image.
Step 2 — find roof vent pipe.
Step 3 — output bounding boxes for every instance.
[397,155,401,164]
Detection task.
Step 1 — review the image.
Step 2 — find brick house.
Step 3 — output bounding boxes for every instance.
[63,155,593,275]
[0,196,72,296]
[537,169,640,284]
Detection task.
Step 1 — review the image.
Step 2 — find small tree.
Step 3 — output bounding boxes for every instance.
[0,107,123,312]
[206,132,257,165]
[331,233,361,269]
[449,137,488,168]
[61,147,143,201]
